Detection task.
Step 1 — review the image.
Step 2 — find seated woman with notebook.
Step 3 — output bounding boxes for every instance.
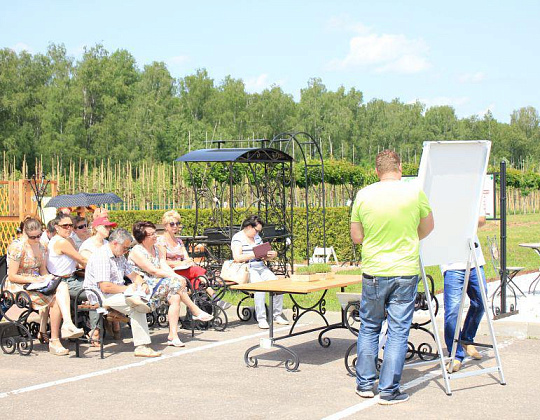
[156,211,231,310]
[231,215,289,329]
[128,221,214,347]
[6,217,84,356]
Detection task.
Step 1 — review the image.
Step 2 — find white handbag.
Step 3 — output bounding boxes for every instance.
[220,260,250,284]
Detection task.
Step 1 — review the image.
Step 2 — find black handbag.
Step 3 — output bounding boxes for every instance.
[24,276,62,296]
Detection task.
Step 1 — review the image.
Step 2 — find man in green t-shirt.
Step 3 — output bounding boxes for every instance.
[350,150,434,405]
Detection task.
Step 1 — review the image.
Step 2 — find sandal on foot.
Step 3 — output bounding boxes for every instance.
[38,331,50,344]
[61,325,84,340]
[49,339,69,356]
[89,332,102,347]
[193,311,214,322]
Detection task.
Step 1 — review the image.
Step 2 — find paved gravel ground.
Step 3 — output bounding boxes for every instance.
[1,307,537,420]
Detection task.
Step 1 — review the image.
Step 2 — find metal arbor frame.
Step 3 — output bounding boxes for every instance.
[268,132,327,264]
[176,147,295,274]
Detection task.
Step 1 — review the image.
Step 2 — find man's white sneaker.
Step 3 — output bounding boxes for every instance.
[258,319,270,329]
[356,387,375,398]
[274,315,290,325]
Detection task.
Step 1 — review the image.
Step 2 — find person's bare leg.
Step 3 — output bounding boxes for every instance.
[179,290,203,316]
[113,321,121,339]
[39,307,49,335]
[49,300,68,354]
[54,282,77,328]
[49,301,61,340]
[167,294,181,341]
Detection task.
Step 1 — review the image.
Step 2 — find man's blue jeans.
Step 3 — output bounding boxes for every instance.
[444,267,487,361]
[356,274,418,396]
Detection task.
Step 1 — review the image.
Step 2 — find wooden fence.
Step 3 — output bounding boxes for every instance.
[1,156,540,213]
[0,179,58,253]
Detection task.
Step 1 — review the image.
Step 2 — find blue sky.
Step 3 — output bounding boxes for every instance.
[1,0,539,122]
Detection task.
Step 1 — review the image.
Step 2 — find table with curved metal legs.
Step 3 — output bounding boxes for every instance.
[519,243,540,294]
[231,276,361,372]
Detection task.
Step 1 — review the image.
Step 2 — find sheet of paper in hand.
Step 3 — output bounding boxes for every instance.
[25,278,52,291]
[253,242,271,259]
[124,287,151,302]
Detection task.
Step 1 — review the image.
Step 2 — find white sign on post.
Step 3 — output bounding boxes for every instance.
[482,174,495,218]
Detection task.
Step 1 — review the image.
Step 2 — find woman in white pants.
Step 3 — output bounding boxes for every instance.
[231,215,289,329]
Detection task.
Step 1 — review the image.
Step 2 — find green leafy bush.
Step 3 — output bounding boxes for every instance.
[296,263,332,274]
[109,206,356,262]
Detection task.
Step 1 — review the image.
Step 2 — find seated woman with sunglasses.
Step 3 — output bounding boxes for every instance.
[47,214,100,336]
[157,211,231,310]
[6,217,84,355]
[129,221,214,347]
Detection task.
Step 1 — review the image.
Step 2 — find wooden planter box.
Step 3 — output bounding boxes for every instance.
[290,272,335,282]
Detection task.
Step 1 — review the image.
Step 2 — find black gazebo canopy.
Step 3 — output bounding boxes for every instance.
[175,148,293,163]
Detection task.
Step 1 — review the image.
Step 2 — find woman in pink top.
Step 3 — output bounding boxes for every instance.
[157,211,231,310]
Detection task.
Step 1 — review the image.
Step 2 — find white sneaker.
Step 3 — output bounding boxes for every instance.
[273,315,290,325]
[258,319,270,329]
[216,299,232,310]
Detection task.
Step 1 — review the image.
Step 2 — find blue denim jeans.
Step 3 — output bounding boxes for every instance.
[444,267,487,361]
[356,274,418,396]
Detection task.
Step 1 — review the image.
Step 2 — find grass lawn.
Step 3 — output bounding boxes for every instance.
[222,213,540,312]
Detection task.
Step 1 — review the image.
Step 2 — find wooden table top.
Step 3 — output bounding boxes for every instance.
[230,275,361,294]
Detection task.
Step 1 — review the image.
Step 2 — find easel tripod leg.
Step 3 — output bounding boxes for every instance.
[420,257,452,395]
[470,241,506,385]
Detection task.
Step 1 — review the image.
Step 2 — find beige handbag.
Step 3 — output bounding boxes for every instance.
[220,260,250,284]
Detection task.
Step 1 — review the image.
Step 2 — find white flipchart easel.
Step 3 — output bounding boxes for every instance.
[410,140,506,395]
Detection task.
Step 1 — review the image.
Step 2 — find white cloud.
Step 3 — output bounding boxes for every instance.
[414,96,470,108]
[328,27,431,74]
[458,71,486,83]
[167,55,190,66]
[11,42,32,53]
[326,15,371,34]
[244,73,285,92]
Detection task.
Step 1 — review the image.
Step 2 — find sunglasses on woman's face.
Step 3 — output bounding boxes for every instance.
[75,224,87,230]
[169,222,182,228]
[59,223,74,229]
[27,234,42,240]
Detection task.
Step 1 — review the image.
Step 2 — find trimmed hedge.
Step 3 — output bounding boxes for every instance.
[109,206,356,262]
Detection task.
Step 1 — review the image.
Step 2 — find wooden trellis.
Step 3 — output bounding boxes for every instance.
[0,180,57,254]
